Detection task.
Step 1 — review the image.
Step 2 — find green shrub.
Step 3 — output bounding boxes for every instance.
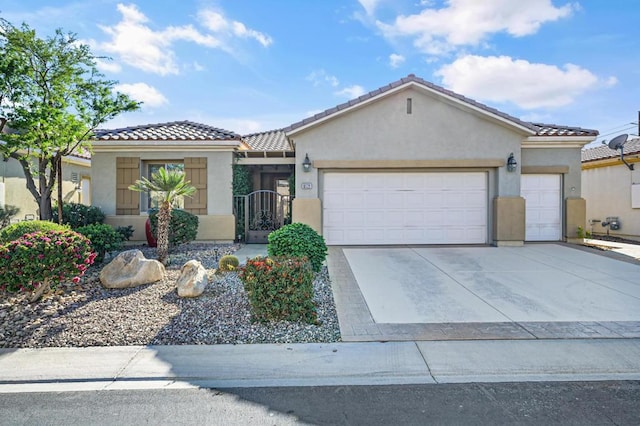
[238,257,317,324]
[218,254,240,272]
[116,225,135,241]
[0,229,96,298]
[148,208,199,247]
[52,203,105,228]
[0,220,68,243]
[267,223,327,272]
[0,205,20,228]
[76,224,124,263]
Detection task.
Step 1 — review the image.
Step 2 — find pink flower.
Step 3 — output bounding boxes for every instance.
[72,276,80,283]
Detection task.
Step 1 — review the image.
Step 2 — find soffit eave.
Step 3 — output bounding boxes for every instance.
[523,136,596,148]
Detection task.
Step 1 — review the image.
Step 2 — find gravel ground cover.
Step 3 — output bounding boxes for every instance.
[0,243,341,348]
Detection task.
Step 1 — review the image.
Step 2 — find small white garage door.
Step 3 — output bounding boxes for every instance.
[323,172,487,245]
[521,174,561,241]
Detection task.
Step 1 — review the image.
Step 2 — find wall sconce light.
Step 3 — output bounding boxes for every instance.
[302,153,312,172]
[507,153,517,172]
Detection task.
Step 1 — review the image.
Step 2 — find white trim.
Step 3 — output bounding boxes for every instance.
[286,81,537,137]
[523,136,595,148]
[92,140,240,152]
[63,156,91,167]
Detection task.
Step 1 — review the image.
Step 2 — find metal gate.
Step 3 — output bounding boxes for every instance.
[234,190,292,243]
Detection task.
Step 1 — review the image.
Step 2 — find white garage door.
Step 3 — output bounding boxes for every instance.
[521,174,561,241]
[323,172,487,245]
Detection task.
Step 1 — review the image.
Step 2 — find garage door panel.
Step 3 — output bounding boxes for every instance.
[522,174,561,241]
[384,192,404,205]
[405,192,424,208]
[323,172,487,245]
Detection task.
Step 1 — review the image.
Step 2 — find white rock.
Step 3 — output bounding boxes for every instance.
[176,260,208,298]
[100,249,165,289]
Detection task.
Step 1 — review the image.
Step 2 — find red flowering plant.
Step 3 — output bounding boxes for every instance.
[238,256,318,324]
[0,229,96,302]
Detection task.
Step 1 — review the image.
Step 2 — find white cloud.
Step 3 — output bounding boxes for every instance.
[358,0,381,16]
[95,58,122,73]
[389,53,405,68]
[198,9,273,47]
[96,3,221,76]
[377,0,576,56]
[306,69,340,87]
[94,4,271,76]
[115,83,168,107]
[335,85,367,99]
[435,55,603,109]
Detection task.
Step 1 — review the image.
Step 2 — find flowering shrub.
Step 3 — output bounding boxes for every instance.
[0,220,68,243]
[238,256,317,324]
[0,229,96,300]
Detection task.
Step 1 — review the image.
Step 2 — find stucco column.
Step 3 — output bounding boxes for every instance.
[565,197,586,243]
[292,198,322,234]
[493,196,525,246]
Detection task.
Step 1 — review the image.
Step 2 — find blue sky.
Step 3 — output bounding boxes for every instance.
[1,1,638,145]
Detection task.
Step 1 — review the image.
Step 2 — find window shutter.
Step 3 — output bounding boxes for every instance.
[116,157,140,215]
[184,157,207,214]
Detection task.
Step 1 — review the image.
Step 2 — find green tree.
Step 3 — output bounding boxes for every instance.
[0,19,139,220]
[129,168,196,265]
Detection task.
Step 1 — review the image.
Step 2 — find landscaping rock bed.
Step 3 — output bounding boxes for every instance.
[0,244,341,348]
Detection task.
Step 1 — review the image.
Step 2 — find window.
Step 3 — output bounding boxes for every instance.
[145,162,185,210]
[632,183,640,209]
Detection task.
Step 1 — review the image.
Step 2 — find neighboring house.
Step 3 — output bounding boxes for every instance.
[92,75,598,245]
[0,143,91,221]
[582,137,640,241]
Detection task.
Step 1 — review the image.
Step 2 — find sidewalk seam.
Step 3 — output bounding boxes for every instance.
[111,346,146,385]
[414,341,438,384]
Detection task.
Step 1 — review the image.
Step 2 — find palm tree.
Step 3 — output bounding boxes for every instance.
[129,167,196,265]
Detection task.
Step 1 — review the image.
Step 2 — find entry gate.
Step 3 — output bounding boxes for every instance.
[234,190,292,243]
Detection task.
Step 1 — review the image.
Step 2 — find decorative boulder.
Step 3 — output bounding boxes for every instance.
[176,260,208,298]
[100,249,165,289]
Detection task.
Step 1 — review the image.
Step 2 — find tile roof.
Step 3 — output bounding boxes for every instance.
[242,129,292,151]
[531,123,599,137]
[284,74,598,138]
[94,120,240,141]
[582,137,640,162]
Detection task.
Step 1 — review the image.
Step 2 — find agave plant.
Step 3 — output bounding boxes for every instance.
[129,167,196,264]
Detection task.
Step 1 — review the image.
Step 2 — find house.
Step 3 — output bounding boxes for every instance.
[92,75,598,245]
[582,137,640,241]
[287,75,597,246]
[0,125,91,221]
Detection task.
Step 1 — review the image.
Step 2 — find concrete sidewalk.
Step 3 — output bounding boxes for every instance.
[2,339,640,393]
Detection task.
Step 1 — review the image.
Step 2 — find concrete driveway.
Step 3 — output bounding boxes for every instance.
[327,244,640,341]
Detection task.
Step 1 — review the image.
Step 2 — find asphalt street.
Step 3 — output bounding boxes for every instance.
[2,381,640,425]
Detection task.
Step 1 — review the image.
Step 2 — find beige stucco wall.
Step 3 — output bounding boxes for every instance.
[291,87,526,201]
[92,149,235,242]
[565,197,586,241]
[583,163,640,240]
[105,214,235,243]
[0,156,90,220]
[493,196,525,245]
[290,86,530,244]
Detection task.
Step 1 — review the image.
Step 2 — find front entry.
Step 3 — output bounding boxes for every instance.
[242,190,290,243]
